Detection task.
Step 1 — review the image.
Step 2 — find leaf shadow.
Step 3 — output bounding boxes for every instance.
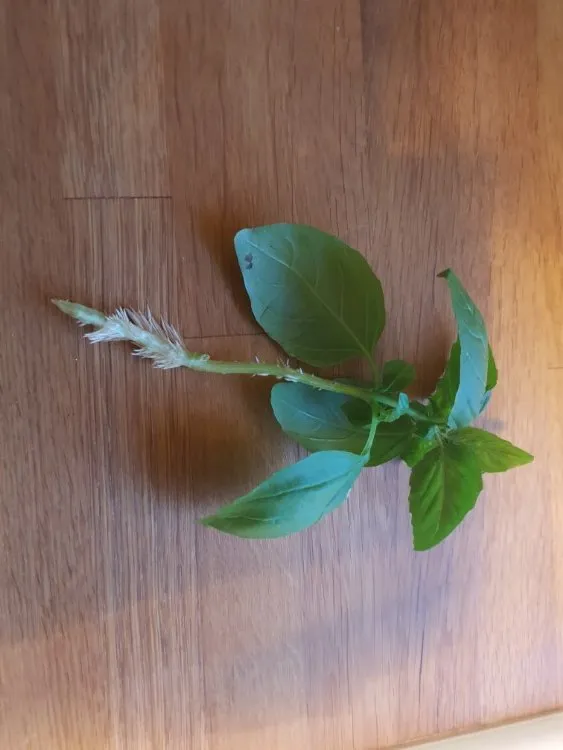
[195,194,288,334]
[194,471,486,737]
[127,366,294,511]
[196,208,259,329]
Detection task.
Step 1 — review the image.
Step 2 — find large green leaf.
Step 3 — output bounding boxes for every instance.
[438,270,489,428]
[235,224,385,366]
[200,451,365,538]
[409,442,483,550]
[449,427,533,473]
[271,382,415,467]
[271,382,369,454]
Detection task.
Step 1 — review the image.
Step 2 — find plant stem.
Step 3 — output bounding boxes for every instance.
[191,356,374,399]
[53,300,434,424]
[191,358,431,422]
[362,412,379,457]
[373,392,430,421]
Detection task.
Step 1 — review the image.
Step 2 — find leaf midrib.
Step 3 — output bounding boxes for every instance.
[245,461,363,503]
[277,396,366,437]
[228,467,362,527]
[246,240,375,361]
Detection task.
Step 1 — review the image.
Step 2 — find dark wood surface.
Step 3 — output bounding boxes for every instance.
[1,1,562,748]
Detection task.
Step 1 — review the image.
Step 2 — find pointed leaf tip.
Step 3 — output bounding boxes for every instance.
[437,270,488,427]
[199,450,366,538]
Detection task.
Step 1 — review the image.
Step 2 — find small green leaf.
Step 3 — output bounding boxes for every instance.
[271,382,369,454]
[401,424,441,468]
[480,347,498,413]
[340,365,415,424]
[344,391,410,425]
[341,398,372,426]
[480,390,492,412]
[409,442,483,550]
[430,339,497,420]
[380,392,410,422]
[428,339,460,421]
[438,269,489,428]
[380,360,416,392]
[448,428,533,473]
[201,451,366,538]
[485,347,498,391]
[429,344,496,421]
[366,416,416,467]
[271,382,415,467]
[235,224,385,366]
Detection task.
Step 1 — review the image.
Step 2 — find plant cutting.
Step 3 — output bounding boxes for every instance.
[54,224,533,550]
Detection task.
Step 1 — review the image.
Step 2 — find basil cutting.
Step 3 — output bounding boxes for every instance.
[55,223,533,550]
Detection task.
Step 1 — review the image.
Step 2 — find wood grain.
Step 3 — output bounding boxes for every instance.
[160,0,369,337]
[53,0,169,197]
[1,0,562,748]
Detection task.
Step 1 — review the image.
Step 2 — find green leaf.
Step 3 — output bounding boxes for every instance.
[380,392,410,422]
[339,365,415,424]
[271,382,415,467]
[448,428,533,473]
[479,391,492,412]
[430,339,497,420]
[366,417,416,467]
[235,224,385,367]
[341,397,372,426]
[271,383,369,454]
[428,339,460,421]
[401,424,441,468]
[438,269,489,428]
[380,360,415,392]
[343,391,410,426]
[200,451,365,538]
[480,347,498,413]
[409,442,483,550]
[485,347,498,391]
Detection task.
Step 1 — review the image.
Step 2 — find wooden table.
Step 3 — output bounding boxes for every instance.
[2,1,562,747]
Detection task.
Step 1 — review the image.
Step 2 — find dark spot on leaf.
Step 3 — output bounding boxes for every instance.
[244,253,253,270]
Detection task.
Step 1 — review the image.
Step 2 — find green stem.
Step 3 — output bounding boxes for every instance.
[372,392,432,422]
[362,412,379,457]
[53,300,435,424]
[190,357,431,422]
[188,355,373,401]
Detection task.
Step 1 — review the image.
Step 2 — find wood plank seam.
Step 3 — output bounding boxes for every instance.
[63,196,173,201]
